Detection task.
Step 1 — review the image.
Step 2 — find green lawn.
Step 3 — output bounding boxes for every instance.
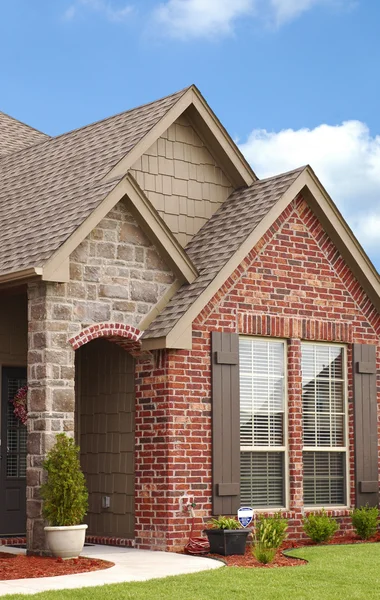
[4,544,380,600]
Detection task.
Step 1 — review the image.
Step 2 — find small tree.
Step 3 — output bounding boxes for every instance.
[41,434,88,527]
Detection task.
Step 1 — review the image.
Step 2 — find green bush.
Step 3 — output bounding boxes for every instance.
[351,505,379,540]
[255,513,288,549]
[208,516,241,530]
[303,509,339,543]
[253,543,276,564]
[41,434,88,527]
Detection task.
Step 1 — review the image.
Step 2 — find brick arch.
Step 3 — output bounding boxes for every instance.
[68,323,144,357]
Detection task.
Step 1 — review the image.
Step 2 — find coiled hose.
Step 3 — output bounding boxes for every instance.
[184,506,210,555]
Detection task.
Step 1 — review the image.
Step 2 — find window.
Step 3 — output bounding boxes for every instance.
[302,343,347,506]
[239,338,286,508]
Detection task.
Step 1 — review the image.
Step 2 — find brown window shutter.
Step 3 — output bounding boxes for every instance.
[353,344,378,508]
[211,331,240,515]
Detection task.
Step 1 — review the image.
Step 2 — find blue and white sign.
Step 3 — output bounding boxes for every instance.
[238,506,254,528]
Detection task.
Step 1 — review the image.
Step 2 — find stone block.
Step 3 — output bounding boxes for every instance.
[50,333,69,349]
[26,469,40,487]
[120,223,150,246]
[32,332,47,350]
[45,349,69,365]
[84,266,102,282]
[52,388,75,412]
[30,302,47,321]
[69,263,83,281]
[27,499,42,520]
[67,282,87,299]
[113,300,136,312]
[29,388,49,412]
[134,247,144,263]
[99,284,129,299]
[27,432,42,455]
[131,281,158,304]
[146,248,169,271]
[117,245,134,262]
[96,242,116,259]
[86,302,111,322]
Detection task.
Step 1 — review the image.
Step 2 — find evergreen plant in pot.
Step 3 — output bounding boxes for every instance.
[41,433,89,559]
[204,516,249,555]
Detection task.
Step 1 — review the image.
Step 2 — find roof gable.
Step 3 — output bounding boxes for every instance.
[129,112,235,247]
[0,85,255,284]
[142,167,380,349]
[0,88,188,281]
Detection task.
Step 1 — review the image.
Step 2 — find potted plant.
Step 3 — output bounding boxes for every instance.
[41,433,89,559]
[204,516,250,555]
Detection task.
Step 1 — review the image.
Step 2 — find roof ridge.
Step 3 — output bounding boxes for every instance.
[0,110,49,138]
[49,86,192,142]
[254,165,307,184]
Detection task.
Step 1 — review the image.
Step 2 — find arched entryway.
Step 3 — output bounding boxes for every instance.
[74,332,137,541]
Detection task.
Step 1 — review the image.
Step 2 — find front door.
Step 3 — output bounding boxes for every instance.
[0,367,27,535]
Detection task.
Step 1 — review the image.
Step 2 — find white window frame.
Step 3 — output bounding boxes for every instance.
[239,336,289,511]
[301,341,350,510]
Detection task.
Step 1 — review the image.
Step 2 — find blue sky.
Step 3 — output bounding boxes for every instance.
[1,0,379,268]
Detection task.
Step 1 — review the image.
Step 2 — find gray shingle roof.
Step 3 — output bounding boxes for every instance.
[0,88,188,276]
[144,167,305,339]
[0,111,49,158]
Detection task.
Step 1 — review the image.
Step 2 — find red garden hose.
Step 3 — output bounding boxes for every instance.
[184,506,210,555]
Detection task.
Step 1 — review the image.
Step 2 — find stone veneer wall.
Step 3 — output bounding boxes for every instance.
[27,199,175,553]
[134,196,379,552]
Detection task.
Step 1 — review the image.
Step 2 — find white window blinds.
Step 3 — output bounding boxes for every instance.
[302,343,347,506]
[239,338,286,508]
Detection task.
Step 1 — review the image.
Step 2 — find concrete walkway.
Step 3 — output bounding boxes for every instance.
[0,545,223,596]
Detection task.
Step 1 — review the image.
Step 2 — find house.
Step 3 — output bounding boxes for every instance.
[0,86,379,554]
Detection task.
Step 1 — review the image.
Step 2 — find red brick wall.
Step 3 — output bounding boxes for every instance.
[134,196,380,550]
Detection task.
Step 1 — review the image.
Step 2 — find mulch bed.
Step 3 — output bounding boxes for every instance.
[206,532,380,569]
[0,552,114,581]
[209,547,307,568]
[283,531,380,550]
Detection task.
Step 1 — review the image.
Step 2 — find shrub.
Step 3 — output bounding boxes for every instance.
[41,434,88,527]
[255,513,288,550]
[303,509,339,543]
[253,543,276,564]
[351,505,379,540]
[208,516,241,530]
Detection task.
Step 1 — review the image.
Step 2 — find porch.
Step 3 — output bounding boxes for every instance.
[0,287,155,553]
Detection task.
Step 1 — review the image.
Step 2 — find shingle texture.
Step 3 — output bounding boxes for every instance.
[144,167,305,339]
[0,88,188,276]
[0,112,48,158]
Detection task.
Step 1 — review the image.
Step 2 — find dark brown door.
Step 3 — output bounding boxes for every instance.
[0,367,27,535]
[76,339,135,539]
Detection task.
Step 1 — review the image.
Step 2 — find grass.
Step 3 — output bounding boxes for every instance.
[3,544,380,599]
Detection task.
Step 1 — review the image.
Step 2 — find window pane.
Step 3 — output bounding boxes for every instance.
[6,376,27,479]
[239,339,285,448]
[240,451,284,508]
[303,451,345,506]
[302,344,345,448]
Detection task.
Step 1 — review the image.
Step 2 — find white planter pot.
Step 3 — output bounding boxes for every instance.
[44,524,88,559]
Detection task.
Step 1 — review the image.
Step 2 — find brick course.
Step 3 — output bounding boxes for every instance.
[25,192,379,553]
[135,196,379,551]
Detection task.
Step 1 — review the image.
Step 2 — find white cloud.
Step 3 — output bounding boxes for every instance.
[64,0,133,23]
[270,0,324,25]
[154,0,254,38]
[153,0,344,39]
[239,120,380,268]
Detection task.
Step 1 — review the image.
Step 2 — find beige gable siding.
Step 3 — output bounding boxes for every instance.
[130,114,234,247]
